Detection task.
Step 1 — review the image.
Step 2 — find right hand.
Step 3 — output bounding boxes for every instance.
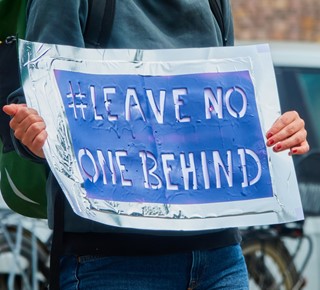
[3,104,47,158]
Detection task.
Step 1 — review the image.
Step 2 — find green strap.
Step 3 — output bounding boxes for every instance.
[0,0,27,40]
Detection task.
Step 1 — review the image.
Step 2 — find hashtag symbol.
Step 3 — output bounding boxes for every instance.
[66,81,88,120]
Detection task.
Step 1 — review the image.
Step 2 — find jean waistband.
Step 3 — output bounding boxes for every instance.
[62,228,241,256]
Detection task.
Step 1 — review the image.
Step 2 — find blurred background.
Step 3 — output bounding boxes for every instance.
[232,1,320,289]
[0,1,319,289]
[231,0,320,42]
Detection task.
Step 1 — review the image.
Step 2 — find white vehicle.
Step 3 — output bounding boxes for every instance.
[238,41,320,290]
[270,41,320,214]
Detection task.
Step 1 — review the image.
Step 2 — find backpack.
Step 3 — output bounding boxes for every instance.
[0,0,48,218]
[0,0,27,40]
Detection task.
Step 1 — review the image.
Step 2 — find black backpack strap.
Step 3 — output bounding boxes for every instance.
[84,0,116,48]
[0,37,20,153]
[208,0,227,46]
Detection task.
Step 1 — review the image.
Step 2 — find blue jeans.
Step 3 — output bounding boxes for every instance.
[59,244,248,290]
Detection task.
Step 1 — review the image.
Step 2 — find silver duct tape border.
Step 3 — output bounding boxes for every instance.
[19,40,303,230]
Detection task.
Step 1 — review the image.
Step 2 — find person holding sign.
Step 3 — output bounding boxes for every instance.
[4,0,309,289]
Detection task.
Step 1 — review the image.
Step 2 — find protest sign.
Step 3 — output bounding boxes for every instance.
[19,40,304,230]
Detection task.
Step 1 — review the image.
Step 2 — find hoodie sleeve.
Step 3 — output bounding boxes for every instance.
[8,0,89,162]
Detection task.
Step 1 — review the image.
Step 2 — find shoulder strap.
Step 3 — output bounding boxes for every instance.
[84,0,116,48]
[208,0,227,46]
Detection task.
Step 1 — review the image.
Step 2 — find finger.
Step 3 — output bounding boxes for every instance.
[266,111,301,138]
[20,127,47,159]
[18,121,47,147]
[9,107,40,126]
[31,130,47,159]
[3,104,20,116]
[30,130,48,158]
[289,140,310,155]
[32,130,48,149]
[271,128,307,152]
[9,109,43,132]
[3,104,28,116]
[266,118,305,146]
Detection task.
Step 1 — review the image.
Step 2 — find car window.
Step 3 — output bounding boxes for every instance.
[296,71,320,146]
[275,66,320,150]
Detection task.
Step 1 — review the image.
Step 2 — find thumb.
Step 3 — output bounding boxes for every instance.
[3,104,27,116]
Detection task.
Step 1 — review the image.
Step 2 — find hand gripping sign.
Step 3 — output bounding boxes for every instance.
[19,40,304,231]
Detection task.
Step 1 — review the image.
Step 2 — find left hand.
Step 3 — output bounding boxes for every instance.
[266,111,309,155]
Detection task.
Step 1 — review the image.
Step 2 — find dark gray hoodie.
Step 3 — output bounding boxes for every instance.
[14,0,240,255]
